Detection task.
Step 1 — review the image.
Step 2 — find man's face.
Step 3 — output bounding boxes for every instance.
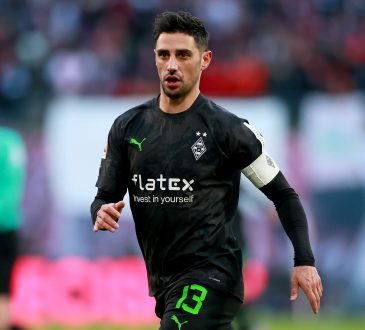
[155,32,211,100]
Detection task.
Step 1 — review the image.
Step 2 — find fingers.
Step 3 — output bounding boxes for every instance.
[307,269,323,314]
[93,216,114,232]
[313,273,323,312]
[94,202,123,233]
[291,266,323,314]
[94,212,119,232]
[114,200,125,212]
[304,286,320,314]
[290,277,299,301]
[104,203,122,219]
[93,221,101,232]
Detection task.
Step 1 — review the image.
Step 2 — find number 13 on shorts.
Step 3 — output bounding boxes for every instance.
[175,284,208,315]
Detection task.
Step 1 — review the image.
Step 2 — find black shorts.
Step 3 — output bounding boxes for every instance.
[156,282,242,330]
[0,230,18,294]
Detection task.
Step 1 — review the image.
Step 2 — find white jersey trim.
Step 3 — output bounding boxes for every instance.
[244,122,265,147]
[241,150,280,188]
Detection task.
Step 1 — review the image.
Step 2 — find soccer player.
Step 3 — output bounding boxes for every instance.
[0,127,27,330]
[91,11,323,329]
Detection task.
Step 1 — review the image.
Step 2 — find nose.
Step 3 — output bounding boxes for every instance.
[167,56,178,72]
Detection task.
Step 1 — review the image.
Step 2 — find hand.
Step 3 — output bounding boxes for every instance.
[290,265,323,314]
[93,200,125,233]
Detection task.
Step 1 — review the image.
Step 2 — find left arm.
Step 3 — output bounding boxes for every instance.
[259,172,323,313]
[260,172,314,267]
[243,161,323,313]
[219,115,323,313]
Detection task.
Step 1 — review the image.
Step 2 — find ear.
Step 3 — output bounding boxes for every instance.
[201,50,212,71]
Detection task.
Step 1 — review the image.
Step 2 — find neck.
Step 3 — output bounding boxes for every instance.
[159,89,200,114]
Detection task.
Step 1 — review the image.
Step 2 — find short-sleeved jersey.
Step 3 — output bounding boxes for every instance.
[96,94,276,299]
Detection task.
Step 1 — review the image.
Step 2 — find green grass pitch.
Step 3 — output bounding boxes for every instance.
[39,313,365,330]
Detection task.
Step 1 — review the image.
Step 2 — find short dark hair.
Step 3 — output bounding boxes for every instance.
[152,11,209,51]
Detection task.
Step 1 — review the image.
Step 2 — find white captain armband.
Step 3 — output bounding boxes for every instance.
[241,150,280,188]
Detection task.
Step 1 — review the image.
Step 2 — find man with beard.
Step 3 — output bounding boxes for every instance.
[91,11,322,330]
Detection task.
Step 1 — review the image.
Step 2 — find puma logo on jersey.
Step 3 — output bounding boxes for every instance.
[130,137,146,151]
[171,315,188,330]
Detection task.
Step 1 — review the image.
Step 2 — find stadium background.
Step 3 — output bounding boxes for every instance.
[1,0,365,329]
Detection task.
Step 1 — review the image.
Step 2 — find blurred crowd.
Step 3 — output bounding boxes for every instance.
[0,0,365,127]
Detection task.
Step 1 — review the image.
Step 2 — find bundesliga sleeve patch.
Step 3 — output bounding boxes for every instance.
[241,150,279,188]
[102,144,107,159]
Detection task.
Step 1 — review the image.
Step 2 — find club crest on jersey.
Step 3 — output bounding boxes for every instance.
[191,136,207,160]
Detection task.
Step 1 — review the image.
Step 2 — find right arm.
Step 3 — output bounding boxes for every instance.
[90,118,129,232]
[90,189,125,232]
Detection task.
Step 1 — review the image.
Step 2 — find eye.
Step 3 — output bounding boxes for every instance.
[177,51,190,59]
[157,51,169,59]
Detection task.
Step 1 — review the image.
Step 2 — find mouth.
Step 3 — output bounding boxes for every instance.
[164,75,181,88]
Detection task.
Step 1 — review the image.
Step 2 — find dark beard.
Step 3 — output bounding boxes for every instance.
[165,92,183,100]
[161,84,187,100]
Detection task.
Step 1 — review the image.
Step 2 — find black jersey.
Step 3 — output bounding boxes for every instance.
[92,93,314,299]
